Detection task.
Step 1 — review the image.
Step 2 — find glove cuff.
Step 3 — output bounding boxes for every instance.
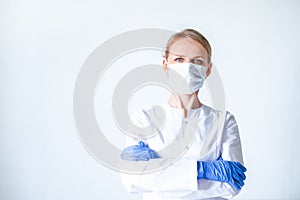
[197,161,205,180]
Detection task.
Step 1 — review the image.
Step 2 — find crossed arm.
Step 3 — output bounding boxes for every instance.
[120,112,246,198]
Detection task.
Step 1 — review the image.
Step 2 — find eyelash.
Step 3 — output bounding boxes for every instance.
[193,59,203,65]
[174,58,184,62]
[174,57,203,65]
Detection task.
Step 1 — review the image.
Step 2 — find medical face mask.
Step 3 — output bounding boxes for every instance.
[167,62,207,95]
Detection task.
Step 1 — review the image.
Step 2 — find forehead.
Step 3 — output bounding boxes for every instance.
[168,37,208,58]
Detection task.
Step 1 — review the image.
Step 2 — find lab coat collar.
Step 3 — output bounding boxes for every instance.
[163,102,206,119]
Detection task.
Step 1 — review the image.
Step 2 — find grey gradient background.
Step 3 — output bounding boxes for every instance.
[1,0,300,199]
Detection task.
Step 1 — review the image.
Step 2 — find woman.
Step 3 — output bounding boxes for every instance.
[120,29,246,200]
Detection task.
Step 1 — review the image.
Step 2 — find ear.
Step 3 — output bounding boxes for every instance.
[162,58,168,72]
[206,62,213,77]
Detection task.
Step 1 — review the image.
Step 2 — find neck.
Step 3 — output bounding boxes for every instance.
[167,92,202,110]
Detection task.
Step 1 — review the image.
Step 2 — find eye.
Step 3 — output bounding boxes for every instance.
[174,57,184,62]
[192,59,203,65]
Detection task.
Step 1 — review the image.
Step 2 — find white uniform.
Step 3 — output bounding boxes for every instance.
[120,102,244,200]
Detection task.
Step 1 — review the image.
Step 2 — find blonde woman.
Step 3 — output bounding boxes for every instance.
[121,29,246,200]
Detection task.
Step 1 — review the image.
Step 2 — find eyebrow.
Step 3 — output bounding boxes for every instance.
[170,53,204,59]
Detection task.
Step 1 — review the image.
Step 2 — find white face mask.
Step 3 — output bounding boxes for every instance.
[166,62,207,95]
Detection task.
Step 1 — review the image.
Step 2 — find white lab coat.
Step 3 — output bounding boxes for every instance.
[120,102,244,200]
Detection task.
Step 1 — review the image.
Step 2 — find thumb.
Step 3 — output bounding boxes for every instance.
[138,141,146,147]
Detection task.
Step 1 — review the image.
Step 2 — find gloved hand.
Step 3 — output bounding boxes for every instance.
[120,141,159,161]
[197,156,247,190]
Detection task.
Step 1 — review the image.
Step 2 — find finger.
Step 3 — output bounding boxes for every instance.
[238,171,246,180]
[235,162,247,172]
[149,150,159,159]
[230,180,241,190]
[232,162,246,180]
[232,169,244,187]
[139,141,146,147]
[121,153,137,161]
[137,153,149,161]
[121,148,146,161]
[233,176,245,187]
[123,145,139,152]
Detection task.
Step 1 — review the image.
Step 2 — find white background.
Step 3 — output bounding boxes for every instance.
[1,0,300,199]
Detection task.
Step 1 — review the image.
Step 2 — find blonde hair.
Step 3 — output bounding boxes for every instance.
[164,29,212,63]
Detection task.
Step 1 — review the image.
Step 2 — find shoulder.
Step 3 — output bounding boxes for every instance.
[223,111,238,130]
[200,104,238,127]
[130,104,166,127]
[221,110,240,142]
[199,104,225,118]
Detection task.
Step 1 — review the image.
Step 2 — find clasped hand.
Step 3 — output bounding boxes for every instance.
[197,156,247,190]
[120,141,159,161]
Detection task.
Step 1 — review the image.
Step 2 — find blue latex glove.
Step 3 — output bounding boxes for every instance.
[121,141,159,161]
[197,156,247,190]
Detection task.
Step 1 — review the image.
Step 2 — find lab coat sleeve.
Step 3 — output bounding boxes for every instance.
[120,158,198,193]
[220,112,244,164]
[120,109,198,193]
[188,111,245,199]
